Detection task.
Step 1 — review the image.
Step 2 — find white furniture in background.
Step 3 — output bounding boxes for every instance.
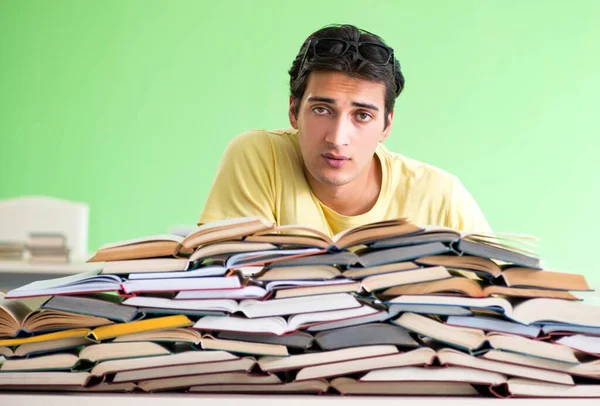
[0,195,89,262]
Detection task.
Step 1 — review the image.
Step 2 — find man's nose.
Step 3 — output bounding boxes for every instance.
[324,116,352,146]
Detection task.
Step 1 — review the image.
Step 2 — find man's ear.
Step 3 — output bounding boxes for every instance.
[289,96,299,129]
[380,110,395,142]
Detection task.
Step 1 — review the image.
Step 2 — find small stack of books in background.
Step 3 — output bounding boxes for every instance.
[27,233,69,263]
[0,217,599,398]
[0,242,25,262]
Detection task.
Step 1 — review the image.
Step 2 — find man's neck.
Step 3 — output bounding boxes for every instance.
[308,156,382,217]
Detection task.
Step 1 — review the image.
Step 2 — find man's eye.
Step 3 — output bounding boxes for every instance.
[356,112,373,122]
[312,107,330,115]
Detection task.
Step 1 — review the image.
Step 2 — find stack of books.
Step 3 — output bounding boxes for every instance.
[0,217,599,397]
[0,242,25,261]
[27,233,69,263]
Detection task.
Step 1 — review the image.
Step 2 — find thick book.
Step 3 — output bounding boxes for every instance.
[499,267,591,291]
[500,378,600,398]
[455,238,541,269]
[343,261,419,279]
[188,380,329,394]
[189,241,278,262]
[0,337,91,358]
[256,265,342,280]
[88,314,193,342]
[385,295,600,327]
[356,242,451,268]
[257,344,398,372]
[5,270,121,298]
[244,218,420,250]
[378,277,580,300]
[5,271,242,298]
[137,371,282,392]
[41,295,138,323]
[446,315,542,338]
[437,348,574,385]
[123,293,361,318]
[126,265,228,280]
[112,356,256,383]
[416,254,503,277]
[369,225,462,249]
[330,377,480,396]
[360,364,507,386]
[1,295,114,337]
[314,323,419,350]
[198,335,289,356]
[193,304,380,335]
[174,285,268,300]
[1,352,79,372]
[78,341,171,362]
[482,349,600,379]
[295,347,436,380]
[88,217,273,262]
[89,350,239,379]
[393,312,581,364]
[217,330,314,350]
[0,371,92,388]
[100,258,190,274]
[555,334,600,356]
[360,265,451,292]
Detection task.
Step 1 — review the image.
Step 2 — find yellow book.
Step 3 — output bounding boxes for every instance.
[88,315,193,342]
[0,328,91,347]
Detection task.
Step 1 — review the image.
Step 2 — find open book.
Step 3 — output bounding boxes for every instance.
[385,296,600,327]
[244,218,421,250]
[88,217,273,262]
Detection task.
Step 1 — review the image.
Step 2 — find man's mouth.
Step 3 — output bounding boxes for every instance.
[322,153,350,168]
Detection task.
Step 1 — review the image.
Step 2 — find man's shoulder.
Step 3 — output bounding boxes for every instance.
[380,145,459,187]
[227,128,299,155]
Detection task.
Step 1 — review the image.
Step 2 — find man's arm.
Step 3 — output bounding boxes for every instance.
[447,178,492,234]
[199,131,277,225]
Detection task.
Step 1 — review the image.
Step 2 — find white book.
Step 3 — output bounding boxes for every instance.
[361,365,507,386]
[127,266,227,280]
[446,315,541,338]
[506,378,600,398]
[120,276,241,294]
[6,270,121,298]
[387,295,600,327]
[193,304,379,335]
[101,258,190,274]
[175,285,267,300]
[556,334,600,355]
[124,293,360,318]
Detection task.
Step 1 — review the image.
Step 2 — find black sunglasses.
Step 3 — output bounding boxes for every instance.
[300,38,395,70]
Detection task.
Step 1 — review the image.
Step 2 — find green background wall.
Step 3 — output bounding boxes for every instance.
[1,1,598,283]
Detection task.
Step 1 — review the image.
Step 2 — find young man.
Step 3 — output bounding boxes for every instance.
[199,24,491,235]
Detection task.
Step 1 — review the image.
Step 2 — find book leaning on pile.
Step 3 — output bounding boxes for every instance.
[1,216,600,398]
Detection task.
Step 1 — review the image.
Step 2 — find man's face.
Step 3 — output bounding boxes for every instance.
[289,71,394,189]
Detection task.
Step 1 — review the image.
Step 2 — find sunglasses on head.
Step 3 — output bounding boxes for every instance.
[298,38,399,93]
[300,38,395,69]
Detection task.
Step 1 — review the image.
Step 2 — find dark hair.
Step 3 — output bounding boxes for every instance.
[288,24,405,129]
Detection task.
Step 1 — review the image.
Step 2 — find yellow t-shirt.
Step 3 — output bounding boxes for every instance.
[199,129,492,236]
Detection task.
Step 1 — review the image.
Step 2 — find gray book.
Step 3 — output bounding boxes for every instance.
[314,323,420,350]
[268,251,359,268]
[307,309,393,332]
[357,242,451,268]
[370,230,460,250]
[456,239,541,269]
[217,330,314,349]
[42,295,137,323]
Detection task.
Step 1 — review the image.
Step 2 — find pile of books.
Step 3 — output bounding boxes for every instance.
[0,242,25,261]
[27,233,69,263]
[1,217,599,397]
